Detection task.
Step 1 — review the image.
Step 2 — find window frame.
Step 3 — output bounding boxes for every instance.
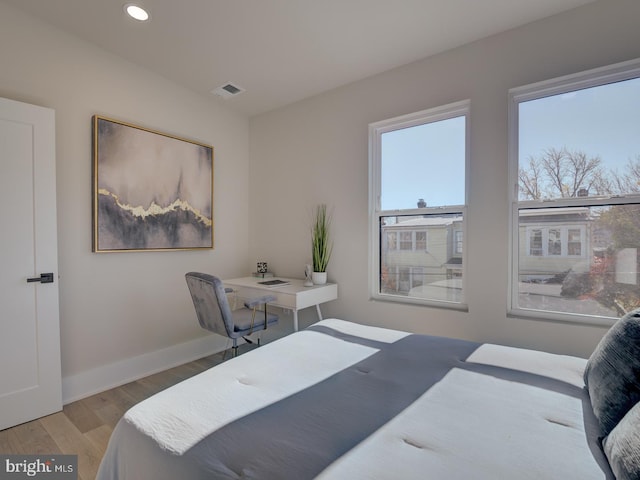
[524,225,586,258]
[415,230,427,252]
[369,100,470,308]
[454,230,463,256]
[399,230,413,251]
[508,58,640,326]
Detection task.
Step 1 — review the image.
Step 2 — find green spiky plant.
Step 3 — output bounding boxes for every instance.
[311,204,333,273]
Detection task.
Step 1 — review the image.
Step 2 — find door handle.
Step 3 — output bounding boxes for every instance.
[26,273,54,284]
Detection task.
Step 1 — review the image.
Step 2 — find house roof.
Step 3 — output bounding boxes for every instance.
[384,216,464,228]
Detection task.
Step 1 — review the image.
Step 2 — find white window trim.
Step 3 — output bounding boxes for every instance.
[525,225,586,258]
[508,57,640,326]
[415,230,428,252]
[369,100,470,309]
[454,230,463,255]
[386,229,429,252]
[526,227,543,257]
[399,230,413,251]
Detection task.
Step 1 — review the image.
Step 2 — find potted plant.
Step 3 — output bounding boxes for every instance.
[311,204,333,284]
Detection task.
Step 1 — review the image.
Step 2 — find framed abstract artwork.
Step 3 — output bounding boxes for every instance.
[92,116,213,252]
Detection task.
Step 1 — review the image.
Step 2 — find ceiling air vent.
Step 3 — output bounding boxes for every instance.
[211,82,245,99]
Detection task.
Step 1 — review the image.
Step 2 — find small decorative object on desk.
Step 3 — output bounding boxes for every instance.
[303,264,314,287]
[252,271,274,278]
[257,262,268,273]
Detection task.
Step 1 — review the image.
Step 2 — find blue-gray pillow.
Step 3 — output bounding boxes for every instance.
[584,309,640,435]
[603,401,640,480]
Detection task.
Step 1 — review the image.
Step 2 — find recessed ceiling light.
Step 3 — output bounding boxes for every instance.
[124,4,150,22]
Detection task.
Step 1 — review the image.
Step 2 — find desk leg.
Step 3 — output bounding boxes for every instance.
[292,306,322,332]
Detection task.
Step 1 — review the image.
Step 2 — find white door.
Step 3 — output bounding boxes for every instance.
[0,97,61,430]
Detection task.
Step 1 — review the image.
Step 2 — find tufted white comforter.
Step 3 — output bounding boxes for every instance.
[97,319,613,479]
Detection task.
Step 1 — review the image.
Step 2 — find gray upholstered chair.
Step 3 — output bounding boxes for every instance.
[185,272,279,357]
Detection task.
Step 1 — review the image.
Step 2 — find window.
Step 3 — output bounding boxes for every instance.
[568,229,582,256]
[399,231,413,250]
[386,231,397,250]
[416,231,427,251]
[548,229,561,256]
[529,229,543,256]
[369,100,469,307]
[454,230,463,255]
[524,225,586,258]
[509,59,640,325]
[385,230,428,252]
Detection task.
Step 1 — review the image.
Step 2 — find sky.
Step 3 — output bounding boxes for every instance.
[380,75,640,210]
[519,76,640,176]
[381,115,465,210]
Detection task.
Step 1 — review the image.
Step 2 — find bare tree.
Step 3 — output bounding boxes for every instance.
[564,150,604,196]
[539,147,569,197]
[610,155,640,195]
[518,156,542,200]
[518,147,607,199]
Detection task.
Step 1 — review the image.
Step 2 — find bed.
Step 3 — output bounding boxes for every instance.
[96,314,640,479]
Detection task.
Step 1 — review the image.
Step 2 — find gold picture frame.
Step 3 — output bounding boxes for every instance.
[92,116,213,252]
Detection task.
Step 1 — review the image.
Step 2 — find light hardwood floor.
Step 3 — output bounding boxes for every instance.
[0,351,230,480]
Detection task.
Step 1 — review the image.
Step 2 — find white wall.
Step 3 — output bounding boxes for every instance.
[249,0,640,357]
[0,3,252,401]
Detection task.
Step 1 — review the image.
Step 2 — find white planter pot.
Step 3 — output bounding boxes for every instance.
[312,271,327,285]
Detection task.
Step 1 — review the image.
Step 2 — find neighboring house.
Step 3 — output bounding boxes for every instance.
[381,206,634,308]
[381,215,463,295]
[519,206,638,287]
[518,207,591,281]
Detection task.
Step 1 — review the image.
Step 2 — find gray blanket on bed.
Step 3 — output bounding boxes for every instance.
[182,324,610,479]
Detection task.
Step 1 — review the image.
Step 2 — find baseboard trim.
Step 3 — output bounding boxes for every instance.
[61,335,226,404]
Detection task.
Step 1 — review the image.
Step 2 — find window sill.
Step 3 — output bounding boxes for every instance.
[508,307,617,328]
[370,293,469,312]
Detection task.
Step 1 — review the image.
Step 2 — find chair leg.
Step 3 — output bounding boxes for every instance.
[232,338,238,358]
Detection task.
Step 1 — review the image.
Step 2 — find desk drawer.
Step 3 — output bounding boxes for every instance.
[295,283,338,309]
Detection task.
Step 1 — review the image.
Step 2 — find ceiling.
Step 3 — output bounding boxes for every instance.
[3,0,597,117]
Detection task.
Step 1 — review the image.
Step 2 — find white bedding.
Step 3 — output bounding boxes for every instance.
[125,319,410,455]
[318,368,597,479]
[97,319,612,479]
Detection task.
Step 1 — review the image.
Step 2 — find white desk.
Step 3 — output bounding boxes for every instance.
[224,277,338,332]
